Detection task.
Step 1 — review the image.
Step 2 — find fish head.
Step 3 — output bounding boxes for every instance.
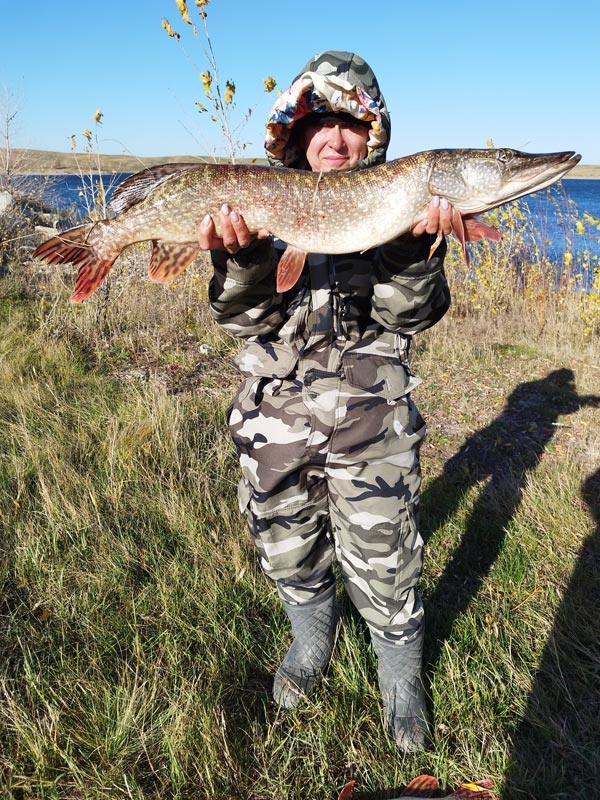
[428,148,581,214]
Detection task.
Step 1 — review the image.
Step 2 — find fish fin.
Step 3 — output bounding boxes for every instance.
[463,217,502,242]
[451,210,470,267]
[32,223,120,303]
[427,231,444,263]
[337,781,355,800]
[108,163,201,215]
[451,779,495,798]
[276,245,307,292]
[148,241,200,283]
[400,774,440,796]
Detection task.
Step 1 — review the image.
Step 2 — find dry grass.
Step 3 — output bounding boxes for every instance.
[1,204,599,798]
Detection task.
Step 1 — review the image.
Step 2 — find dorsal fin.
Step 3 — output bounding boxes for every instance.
[108,163,203,215]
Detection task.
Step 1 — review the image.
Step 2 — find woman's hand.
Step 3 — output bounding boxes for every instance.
[410,195,454,237]
[198,204,270,253]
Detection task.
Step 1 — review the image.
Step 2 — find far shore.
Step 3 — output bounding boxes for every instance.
[7,148,600,179]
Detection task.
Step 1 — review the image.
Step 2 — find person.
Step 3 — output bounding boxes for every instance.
[199,50,453,753]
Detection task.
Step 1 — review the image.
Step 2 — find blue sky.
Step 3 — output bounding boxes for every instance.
[2,0,599,164]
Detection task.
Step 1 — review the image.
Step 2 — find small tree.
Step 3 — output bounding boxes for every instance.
[162,0,276,163]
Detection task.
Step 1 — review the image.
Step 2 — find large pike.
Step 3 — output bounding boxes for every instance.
[33,148,580,302]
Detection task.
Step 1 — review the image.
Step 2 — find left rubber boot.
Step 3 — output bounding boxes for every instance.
[370,627,430,753]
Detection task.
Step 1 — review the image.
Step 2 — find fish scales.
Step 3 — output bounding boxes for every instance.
[32,147,580,302]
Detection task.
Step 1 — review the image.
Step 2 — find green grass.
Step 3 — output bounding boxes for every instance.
[1,272,599,799]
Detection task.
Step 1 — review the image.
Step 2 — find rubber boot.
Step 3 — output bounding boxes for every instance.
[370,627,430,753]
[272,585,338,708]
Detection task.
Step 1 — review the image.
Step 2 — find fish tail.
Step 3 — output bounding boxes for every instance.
[33,222,121,303]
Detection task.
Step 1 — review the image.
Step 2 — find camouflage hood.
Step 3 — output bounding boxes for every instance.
[265,50,391,169]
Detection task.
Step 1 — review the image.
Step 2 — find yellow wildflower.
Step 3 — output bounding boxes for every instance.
[83,128,92,143]
[224,80,235,105]
[176,0,192,24]
[200,70,212,96]
[263,76,277,93]
[162,18,180,40]
[93,109,103,125]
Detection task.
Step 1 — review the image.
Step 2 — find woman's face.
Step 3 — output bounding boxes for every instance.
[302,118,369,172]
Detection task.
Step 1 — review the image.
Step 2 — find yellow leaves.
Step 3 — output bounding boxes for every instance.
[263,76,277,93]
[93,108,103,125]
[224,80,235,105]
[162,18,180,39]
[486,138,495,148]
[576,220,585,236]
[83,129,93,144]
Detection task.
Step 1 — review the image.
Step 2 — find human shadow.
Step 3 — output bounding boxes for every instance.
[501,466,600,799]
[420,367,599,671]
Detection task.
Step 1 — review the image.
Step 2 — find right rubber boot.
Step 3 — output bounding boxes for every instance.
[272,585,338,709]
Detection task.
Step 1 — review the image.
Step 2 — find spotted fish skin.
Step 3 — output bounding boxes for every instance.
[32,148,580,302]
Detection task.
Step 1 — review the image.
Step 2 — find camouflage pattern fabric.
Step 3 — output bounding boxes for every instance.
[230,372,426,640]
[208,51,451,643]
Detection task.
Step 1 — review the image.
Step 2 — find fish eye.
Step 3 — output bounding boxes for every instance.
[497,149,514,163]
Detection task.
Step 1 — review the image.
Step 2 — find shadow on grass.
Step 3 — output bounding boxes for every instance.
[419,368,599,796]
[502,466,600,799]
[421,368,599,669]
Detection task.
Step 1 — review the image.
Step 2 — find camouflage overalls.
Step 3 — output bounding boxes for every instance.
[210,234,449,642]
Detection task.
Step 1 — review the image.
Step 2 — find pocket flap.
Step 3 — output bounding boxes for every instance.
[343,353,421,400]
[234,339,298,378]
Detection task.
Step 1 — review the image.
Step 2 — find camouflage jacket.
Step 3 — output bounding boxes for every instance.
[208,234,450,399]
[209,50,450,399]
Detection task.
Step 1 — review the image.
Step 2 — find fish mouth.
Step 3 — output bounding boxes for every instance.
[500,150,581,204]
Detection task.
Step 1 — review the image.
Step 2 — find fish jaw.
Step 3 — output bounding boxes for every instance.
[428,148,581,215]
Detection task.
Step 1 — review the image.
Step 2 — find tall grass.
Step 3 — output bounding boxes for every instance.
[1,195,599,799]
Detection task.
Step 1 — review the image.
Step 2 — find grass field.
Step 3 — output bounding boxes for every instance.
[2,150,600,800]
[1,231,599,800]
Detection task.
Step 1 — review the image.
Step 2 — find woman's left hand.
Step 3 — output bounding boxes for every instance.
[410,195,454,237]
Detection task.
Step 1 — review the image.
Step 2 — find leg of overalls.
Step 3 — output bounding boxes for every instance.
[326,381,430,752]
[228,375,339,707]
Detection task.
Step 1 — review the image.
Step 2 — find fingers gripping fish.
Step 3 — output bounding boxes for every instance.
[32,149,580,302]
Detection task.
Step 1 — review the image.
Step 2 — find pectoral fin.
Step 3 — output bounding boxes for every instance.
[148,241,200,283]
[276,245,307,292]
[427,231,445,263]
[451,210,469,267]
[463,216,502,242]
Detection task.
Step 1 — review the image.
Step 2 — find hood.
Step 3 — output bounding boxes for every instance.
[265,50,391,169]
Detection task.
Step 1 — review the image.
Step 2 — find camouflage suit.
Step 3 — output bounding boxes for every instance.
[209,52,450,644]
